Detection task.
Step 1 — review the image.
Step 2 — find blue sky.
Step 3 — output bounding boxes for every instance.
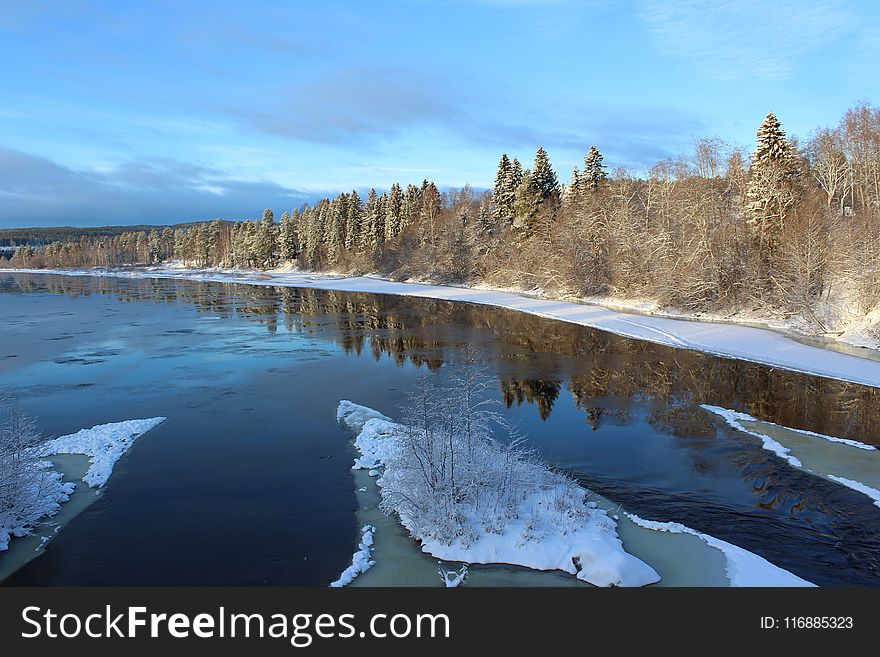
[1,0,878,227]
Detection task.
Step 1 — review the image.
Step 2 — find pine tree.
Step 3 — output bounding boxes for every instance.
[746,112,801,244]
[402,183,419,231]
[258,208,277,268]
[386,182,403,239]
[345,190,362,251]
[564,167,581,208]
[364,188,385,254]
[477,199,493,233]
[493,154,513,224]
[582,146,607,191]
[513,169,541,232]
[328,194,347,263]
[531,147,559,200]
[279,210,299,262]
[148,230,162,264]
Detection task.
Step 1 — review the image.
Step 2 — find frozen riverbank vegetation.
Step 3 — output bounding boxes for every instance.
[336,369,660,587]
[0,397,165,551]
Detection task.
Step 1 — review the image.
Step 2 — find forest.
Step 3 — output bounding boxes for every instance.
[5,103,880,337]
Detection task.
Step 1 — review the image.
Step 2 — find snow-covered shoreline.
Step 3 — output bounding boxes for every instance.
[0,418,165,556]
[6,265,880,389]
[702,405,880,508]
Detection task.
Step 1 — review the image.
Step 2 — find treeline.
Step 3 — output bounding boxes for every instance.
[6,102,880,331]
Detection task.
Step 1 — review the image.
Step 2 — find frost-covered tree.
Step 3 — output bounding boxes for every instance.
[531,147,559,200]
[513,169,541,232]
[582,145,607,191]
[386,182,403,239]
[257,208,278,268]
[0,398,68,551]
[279,210,299,262]
[364,188,385,255]
[345,191,362,251]
[493,154,515,224]
[747,112,802,246]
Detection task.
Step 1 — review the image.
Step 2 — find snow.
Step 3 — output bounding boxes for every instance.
[41,418,167,488]
[825,475,880,508]
[702,405,880,508]
[1,417,165,552]
[625,513,814,587]
[337,400,660,587]
[701,405,804,467]
[10,266,880,389]
[330,524,376,587]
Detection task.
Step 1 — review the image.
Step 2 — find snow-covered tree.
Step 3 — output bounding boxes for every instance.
[345,191,362,251]
[279,210,299,262]
[257,208,278,268]
[513,169,541,232]
[493,154,515,224]
[386,182,403,239]
[747,112,802,244]
[531,147,559,200]
[582,145,607,191]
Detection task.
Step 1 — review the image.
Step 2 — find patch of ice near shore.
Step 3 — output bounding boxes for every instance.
[41,417,167,487]
[625,513,814,587]
[330,524,376,587]
[701,405,880,507]
[337,400,660,588]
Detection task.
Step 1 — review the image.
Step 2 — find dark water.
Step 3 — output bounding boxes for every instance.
[1,272,880,586]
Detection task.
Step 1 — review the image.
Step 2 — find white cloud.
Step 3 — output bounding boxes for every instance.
[638,0,856,80]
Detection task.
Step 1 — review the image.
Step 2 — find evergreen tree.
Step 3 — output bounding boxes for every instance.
[477,199,493,233]
[402,183,419,231]
[582,145,607,191]
[746,112,801,244]
[531,147,559,200]
[364,188,385,254]
[148,230,161,264]
[493,154,514,224]
[258,208,277,268]
[513,169,541,232]
[345,190,362,251]
[386,182,403,239]
[279,210,299,262]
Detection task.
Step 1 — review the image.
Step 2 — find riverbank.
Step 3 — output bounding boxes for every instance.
[7,265,880,389]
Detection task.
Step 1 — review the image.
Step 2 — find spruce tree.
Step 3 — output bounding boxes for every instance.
[583,146,607,191]
[279,210,299,262]
[386,182,403,239]
[513,169,541,232]
[258,208,277,268]
[493,154,513,223]
[345,190,362,251]
[746,112,801,243]
[531,147,559,200]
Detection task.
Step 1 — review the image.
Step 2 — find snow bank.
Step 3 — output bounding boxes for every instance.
[825,475,880,508]
[337,401,660,587]
[701,405,804,467]
[330,524,376,587]
[10,266,880,389]
[625,513,814,587]
[41,417,167,487]
[702,405,880,508]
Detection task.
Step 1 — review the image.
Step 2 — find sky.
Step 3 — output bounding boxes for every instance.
[1,0,878,228]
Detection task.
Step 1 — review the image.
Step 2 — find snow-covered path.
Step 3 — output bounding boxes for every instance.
[10,266,880,388]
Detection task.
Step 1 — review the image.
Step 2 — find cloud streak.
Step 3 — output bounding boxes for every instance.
[638,0,855,80]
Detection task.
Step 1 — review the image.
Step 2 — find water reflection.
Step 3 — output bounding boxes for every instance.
[5,272,879,445]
